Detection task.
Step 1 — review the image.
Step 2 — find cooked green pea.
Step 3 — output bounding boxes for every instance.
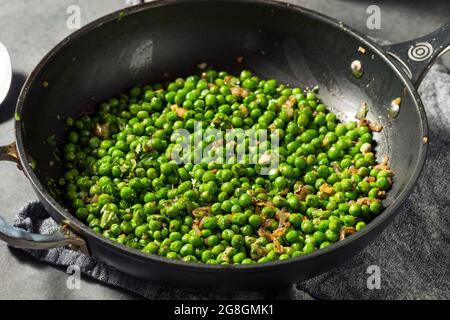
[370,201,383,214]
[248,215,262,228]
[120,187,134,200]
[202,217,218,230]
[301,220,314,234]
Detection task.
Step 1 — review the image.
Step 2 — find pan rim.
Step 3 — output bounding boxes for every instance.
[14,0,429,274]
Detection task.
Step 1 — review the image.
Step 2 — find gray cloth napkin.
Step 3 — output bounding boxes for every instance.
[13,63,450,300]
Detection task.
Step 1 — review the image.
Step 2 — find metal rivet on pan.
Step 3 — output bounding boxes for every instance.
[351,60,364,78]
[387,97,402,119]
[423,136,429,144]
[42,81,49,88]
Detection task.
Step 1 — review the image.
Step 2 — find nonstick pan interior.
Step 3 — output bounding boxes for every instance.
[19,0,425,208]
[16,0,427,284]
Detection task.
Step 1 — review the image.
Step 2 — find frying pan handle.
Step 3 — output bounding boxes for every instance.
[0,142,89,255]
[384,23,450,87]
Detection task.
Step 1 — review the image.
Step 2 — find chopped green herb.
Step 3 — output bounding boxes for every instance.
[46,135,57,146]
[52,151,61,162]
[30,159,37,171]
[356,102,369,120]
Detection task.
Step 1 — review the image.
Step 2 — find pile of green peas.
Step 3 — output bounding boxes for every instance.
[58,69,392,264]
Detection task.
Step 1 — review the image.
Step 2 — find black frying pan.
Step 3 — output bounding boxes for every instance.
[0,0,448,292]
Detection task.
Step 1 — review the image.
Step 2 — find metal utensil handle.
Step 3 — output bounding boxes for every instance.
[384,22,450,87]
[0,142,89,255]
